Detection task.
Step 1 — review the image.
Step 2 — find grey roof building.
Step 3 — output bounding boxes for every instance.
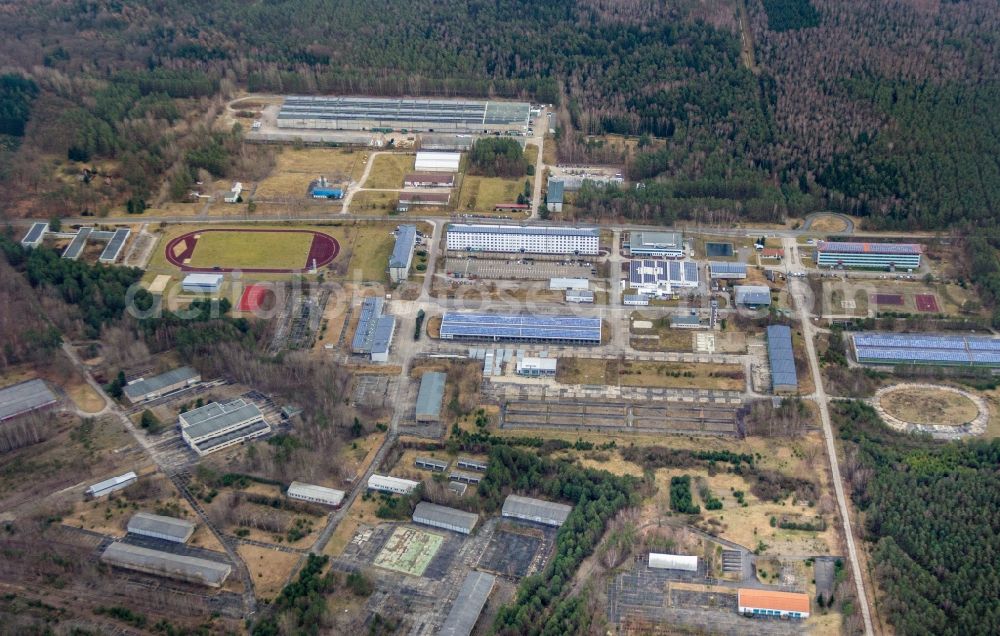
[708,262,747,279]
[86,472,137,499]
[501,494,573,527]
[101,541,231,587]
[61,227,92,260]
[415,456,449,471]
[389,225,417,283]
[546,179,564,212]
[99,228,131,264]
[127,512,195,544]
[179,399,270,456]
[412,501,479,535]
[20,222,48,248]
[439,570,497,636]
[628,231,684,257]
[766,325,798,393]
[353,297,396,362]
[122,366,201,404]
[415,372,447,422]
[0,379,58,422]
[735,285,772,307]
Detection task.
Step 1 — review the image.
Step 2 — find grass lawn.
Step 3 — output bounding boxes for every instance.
[346,225,395,281]
[457,175,526,211]
[351,191,398,213]
[255,148,364,198]
[187,230,316,270]
[364,153,415,189]
[557,358,744,390]
[524,144,539,166]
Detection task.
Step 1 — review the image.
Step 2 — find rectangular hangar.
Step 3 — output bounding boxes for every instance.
[440,313,601,345]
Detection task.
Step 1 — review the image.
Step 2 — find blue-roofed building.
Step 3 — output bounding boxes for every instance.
[708,262,747,280]
[21,222,48,249]
[388,225,417,283]
[766,325,798,393]
[816,241,922,270]
[628,260,699,297]
[352,297,396,362]
[852,332,1000,367]
[546,179,564,212]
[440,312,601,345]
[308,176,343,199]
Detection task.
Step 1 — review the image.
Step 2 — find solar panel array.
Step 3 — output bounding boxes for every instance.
[853,332,1000,367]
[708,262,747,276]
[766,325,798,390]
[279,96,529,128]
[817,241,921,255]
[62,227,92,260]
[628,260,699,288]
[440,313,601,344]
[100,228,131,263]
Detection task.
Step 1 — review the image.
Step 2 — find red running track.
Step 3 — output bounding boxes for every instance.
[164,229,340,273]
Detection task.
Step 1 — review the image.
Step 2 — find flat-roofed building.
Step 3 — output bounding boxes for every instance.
[415,371,447,422]
[414,151,461,172]
[546,179,564,213]
[629,259,699,297]
[62,227,92,260]
[404,172,454,188]
[414,456,448,472]
[179,399,270,456]
[122,366,201,404]
[412,501,478,535]
[549,277,589,291]
[456,457,488,472]
[515,357,557,377]
[501,494,572,527]
[648,553,698,571]
[738,588,810,619]
[99,228,131,264]
[623,294,650,306]
[734,285,771,308]
[446,224,599,255]
[565,289,594,303]
[439,571,497,636]
[627,231,684,258]
[816,241,922,270]
[708,262,747,280]
[127,512,195,544]
[182,273,224,294]
[287,481,345,507]
[21,222,48,248]
[86,472,137,499]
[670,314,703,329]
[389,225,417,283]
[440,312,601,345]
[0,378,58,422]
[449,470,482,485]
[352,297,396,362]
[101,542,231,588]
[766,325,798,393]
[367,474,419,495]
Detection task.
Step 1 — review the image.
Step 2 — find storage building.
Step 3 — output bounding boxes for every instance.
[127,512,195,544]
[439,571,497,636]
[449,470,482,485]
[367,474,419,495]
[440,312,601,345]
[61,227,92,260]
[816,241,921,270]
[623,294,650,306]
[352,297,396,362]
[122,366,201,404]
[734,285,771,308]
[414,456,448,472]
[404,172,454,188]
[287,481,345,507]
[415,371,447,422]
[388,225,417,283]
[223,182,243,203]
[182,273,224,294]
[414,151,461,172]
[101,542,232,588]
[85,472,138,499]
[446,224,599,255]
[766,325,798,393]
[708,262,747,280]
[0,378,58,422]
[549,278,589,291]
[627,231,684,258]
[546,179,564,213]
[670,314,703,329]
[412,501,479,535]
[456,458,487,472]
[501,494,572,527]
[565,289,594,304]
[98,228,131,264]
[179,399,270,456]
[515,357,557,377]
[20,222,48,248]
[648,553,698,572]
[738,588,810,619]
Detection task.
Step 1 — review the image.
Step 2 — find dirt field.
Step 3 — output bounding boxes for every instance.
[373,526,443,576]
[809,215,849,233]
[239,544,302,601]
[364,153,415,189]
[457,175,525,211]
[256,148,365,198]
[880,386,980,426]
[350,190,398,212]
[556,358,744,390]
[323,493,382,557]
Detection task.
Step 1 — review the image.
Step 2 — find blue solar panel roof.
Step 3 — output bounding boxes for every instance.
[766,325,797,389]
[852,332,1000,366]
[817,241,922,255]
[440,313,601,343]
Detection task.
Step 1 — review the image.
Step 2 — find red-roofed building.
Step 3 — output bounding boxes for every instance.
[738,588,810,619]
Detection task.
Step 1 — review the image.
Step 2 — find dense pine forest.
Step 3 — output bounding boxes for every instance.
[833,401,1000,635]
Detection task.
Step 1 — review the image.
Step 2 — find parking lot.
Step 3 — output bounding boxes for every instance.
[444,256,595,280]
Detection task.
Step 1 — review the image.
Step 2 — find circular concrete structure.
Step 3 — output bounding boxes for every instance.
[872,383,989,439]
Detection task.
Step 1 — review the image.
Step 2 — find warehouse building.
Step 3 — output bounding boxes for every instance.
[179,399,271,456]
[546,179,564,212]
[412,501,479,535]
[415,456,448,472]
[182,273,224,294]
[501,494,572,527]
[852,332,1000,367]
[352,297,396,362]
[708,262,747,280]
[388,225,417,283]
[127,512,195,544]
[414,151,461,172]
[418,133,474,151]
[629,260,699,297]
[648,553,698,572]
[308,177,343,199]
[122,366,201,405]
[566,289,594,303]
[440,312,601,345]
[368,474,419,495]
[738,589,810,619]
[287,481,345,507]
[439,570,497,636]
[623,294,650,306]
[61,227,92,260]
[456,458,487,472]
[626,231,684,258]
[404,172,454,188]
[446,224,599,255]
[816,241,922,270]
[670,314,704,329]
[20,222,48,248]
[85,472,137,499]
[0,378,58,422]
[767,325,798,393]
[516,357,557,377]
[449,470,482,485]
[277,96,530,134]
[101,542,232,588]
[549,277,589,291]
[734,285,771,308]
[415,371,446,422]
[98,228,131,264]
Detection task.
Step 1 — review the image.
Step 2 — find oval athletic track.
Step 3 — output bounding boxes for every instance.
[164,228,339,273]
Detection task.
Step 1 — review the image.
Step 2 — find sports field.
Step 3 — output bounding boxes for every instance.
[372,526,443,577]
[165,228,339,273]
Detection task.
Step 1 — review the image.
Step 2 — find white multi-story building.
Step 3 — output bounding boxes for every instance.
[446,224,599,255]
